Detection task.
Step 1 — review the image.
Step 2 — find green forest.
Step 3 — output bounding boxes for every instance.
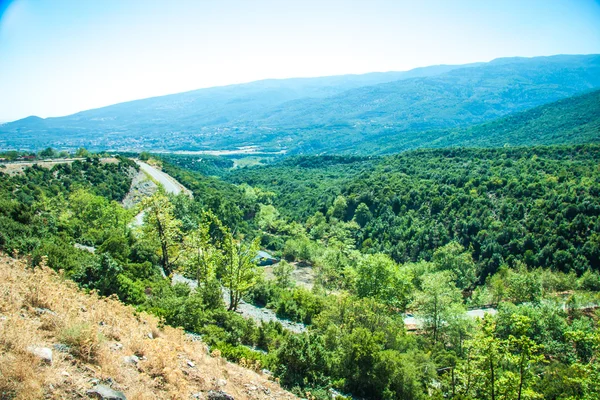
[2,144,600,399]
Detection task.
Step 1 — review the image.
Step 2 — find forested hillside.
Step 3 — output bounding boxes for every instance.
[3,147,600,399]
[2,54,599,153]
[227,145,600,277]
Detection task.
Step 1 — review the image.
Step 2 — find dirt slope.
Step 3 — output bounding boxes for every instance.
[0,255,296,400]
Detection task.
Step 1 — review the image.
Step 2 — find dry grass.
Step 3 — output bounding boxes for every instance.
[0,254,296,399]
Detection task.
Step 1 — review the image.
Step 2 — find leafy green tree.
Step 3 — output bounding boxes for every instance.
[506,315,544,400]
[355,253,413,309]
[141,191,182,275]
[256,204,282,232]
[75,147,89,157]
[181,215,221,284]
[275,333,329,388]
[221,229,260,311]
[73,253,122,296]
[411,271,464,344]
[433,241,477,290]
[354,202,372,227]
[328,195,348,220]
[38,147,56,158]
[273,260,295,288]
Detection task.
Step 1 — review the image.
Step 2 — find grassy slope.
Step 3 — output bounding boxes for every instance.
[0,255,295,400]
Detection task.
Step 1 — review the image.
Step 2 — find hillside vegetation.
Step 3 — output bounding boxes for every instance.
[3,147,600,399]
[0,255,294,400]
[1,54,599,153]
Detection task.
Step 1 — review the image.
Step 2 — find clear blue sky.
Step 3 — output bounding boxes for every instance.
[1,0,599,122]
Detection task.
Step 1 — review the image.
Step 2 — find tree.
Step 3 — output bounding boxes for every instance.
[75,147,89,158]
[354,202,372,227]
[275,333,329,388]
[411,271,464,344]
[273,260,295,288]
[181,222,220,284]
[506,315,544,400]
[256,204,282,232]
[141,191,182,275]
[221,228,260,311]
[355,253,413,310]
[328,195,348,220]
[433,241,477,290]
[38,147,56,158]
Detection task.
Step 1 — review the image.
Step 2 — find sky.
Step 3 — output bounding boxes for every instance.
[0,0,599,122]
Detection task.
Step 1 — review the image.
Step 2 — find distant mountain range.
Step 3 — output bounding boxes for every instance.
[1,54,599,154]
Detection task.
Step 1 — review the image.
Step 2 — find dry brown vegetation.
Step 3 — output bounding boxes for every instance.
[0,254,296,400]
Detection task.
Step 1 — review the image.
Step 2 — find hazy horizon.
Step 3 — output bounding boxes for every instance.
[1,0,600,122]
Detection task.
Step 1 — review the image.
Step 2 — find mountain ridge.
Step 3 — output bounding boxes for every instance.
[2,54,599,153]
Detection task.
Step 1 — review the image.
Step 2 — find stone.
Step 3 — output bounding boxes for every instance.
[216,379,227,387]
[147,332,154,339]
[86,384,127,400]
[110,342,123,351]
[53,343,71,353]
[207,390,234,400]
[261,368,272,376]
[27,346,52,364]
[186,360,196,368]
[123,355,140,365]
[34,307,56,316]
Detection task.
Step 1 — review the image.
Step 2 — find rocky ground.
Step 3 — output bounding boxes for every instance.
[0,255,297,400]
[122,169,158,209]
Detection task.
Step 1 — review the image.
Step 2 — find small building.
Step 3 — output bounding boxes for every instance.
[254,250,278,266]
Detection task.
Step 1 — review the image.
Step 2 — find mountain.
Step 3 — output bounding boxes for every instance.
[430,88,600,149]
[1,54,599,153]
[361,88,600,153]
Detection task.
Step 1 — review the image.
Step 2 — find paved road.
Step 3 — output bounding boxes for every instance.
[135,160,192,197]
[131,160,192,227]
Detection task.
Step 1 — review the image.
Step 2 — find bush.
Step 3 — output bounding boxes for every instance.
[58,322,103,363]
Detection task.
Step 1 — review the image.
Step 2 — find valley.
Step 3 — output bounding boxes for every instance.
[2,54,600,400]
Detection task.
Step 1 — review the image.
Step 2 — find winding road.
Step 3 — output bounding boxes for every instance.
[135,160,192,197]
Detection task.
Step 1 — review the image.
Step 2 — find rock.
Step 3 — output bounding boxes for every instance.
[110,342,123,351]
[34,307,56,316]
[86,384,127,400]
[61,371,70,377]
[261,368,272,376]
[216,379,227,387]
[53,343,71,353]
[123,355,140,365]
[207,390,234,400]
[147,332,154,339]
[186,360,196,368]
[27,346,52,364]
